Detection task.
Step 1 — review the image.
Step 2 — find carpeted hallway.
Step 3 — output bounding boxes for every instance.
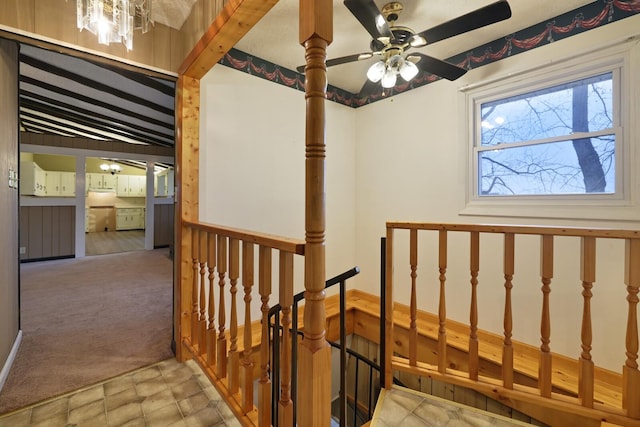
[0,248,174,415]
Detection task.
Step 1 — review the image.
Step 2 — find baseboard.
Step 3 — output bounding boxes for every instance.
[0,330,23,392]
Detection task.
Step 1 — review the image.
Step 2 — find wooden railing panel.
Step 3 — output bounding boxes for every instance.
[385,222,640,426]
[180,221,304,426]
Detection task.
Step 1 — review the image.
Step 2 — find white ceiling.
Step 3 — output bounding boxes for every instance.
[152,0,197,31]
[231,0,596,93]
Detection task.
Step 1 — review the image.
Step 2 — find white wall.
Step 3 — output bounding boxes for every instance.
[355,15,640,371]
[198,15,640,372]
[199,65,358,303]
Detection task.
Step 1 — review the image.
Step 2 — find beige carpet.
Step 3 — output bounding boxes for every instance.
[0,248,174,415]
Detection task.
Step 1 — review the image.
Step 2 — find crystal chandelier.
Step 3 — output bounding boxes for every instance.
[76,0,153,51]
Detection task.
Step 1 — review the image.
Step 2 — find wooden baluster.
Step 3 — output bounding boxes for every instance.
[539,235,554,398]
[579,236,595,407]
[191,228,200,348]
[240,242,255,414]
[228,238,240,393]
[409,229,418,366]
[217,235,228,379]
[278,251,294,427]
[469,231,480,381]
[258,246,272,427]
[207,233,217,366]
[199,231,208,354]
[502,233,515,389]
[623,239,640,418]
[438,230,448,374]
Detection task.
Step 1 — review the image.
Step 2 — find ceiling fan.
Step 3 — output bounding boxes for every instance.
[297,0,512,97]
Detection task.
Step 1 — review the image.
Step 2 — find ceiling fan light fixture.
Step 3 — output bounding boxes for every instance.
[367,60,386,83]
[381,68,397,88]
[399,60,418,81]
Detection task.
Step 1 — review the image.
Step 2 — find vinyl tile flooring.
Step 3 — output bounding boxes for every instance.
[85,230,145,256]
[0,358,241,427]
[372,386,534,427]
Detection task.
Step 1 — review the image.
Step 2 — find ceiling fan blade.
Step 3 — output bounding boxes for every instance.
[344,0,393,41]
[328,52,374,68]
[358,79,380,98]
[410,53,467,81]
[296,52,374,73]
[416,0,512,45]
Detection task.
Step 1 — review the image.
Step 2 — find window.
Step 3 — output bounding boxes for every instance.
[478,73,616,196]
[462,43,638,220]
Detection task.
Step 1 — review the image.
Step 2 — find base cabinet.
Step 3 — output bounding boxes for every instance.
[116,207,145,230]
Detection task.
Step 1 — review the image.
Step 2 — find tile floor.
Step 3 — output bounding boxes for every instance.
[371,386,533,427]
[0,358,241,427]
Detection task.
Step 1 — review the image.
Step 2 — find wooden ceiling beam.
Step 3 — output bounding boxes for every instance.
[178,0,278,79]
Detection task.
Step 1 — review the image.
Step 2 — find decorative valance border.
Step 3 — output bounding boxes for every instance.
[218,0,640,108]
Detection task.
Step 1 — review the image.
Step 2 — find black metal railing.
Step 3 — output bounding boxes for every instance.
[268,267,361,426]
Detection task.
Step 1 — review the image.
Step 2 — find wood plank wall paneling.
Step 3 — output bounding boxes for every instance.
[154,203,175,247]
[0,0,207,73]
[0,37,20,379]
[20,132,175,157]
[20,206,75,261]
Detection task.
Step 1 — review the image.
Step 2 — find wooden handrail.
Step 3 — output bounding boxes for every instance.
[387,221,640,239]
[385,221,640,427]
[184,220,305,255]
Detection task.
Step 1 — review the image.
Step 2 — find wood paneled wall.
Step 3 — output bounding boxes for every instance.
[21,132,175,157]
[0,37,20,385]
[0,0,227,73]
[20,206,75,261]
[154,203,175,248]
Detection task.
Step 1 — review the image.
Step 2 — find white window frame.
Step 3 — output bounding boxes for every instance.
[460,40,639,221]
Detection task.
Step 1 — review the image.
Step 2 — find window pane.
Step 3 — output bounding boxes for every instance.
[479,135,615,196]
[480,73,613,146]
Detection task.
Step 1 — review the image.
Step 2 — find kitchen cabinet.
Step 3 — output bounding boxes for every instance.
[86,173,116,192]
[156,170,174,197]
[117,175,146,197]
[116,207,145,230]
[45,171,75,196]
[20,161,46,196]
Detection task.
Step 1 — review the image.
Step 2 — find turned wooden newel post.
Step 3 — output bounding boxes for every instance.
[299,1,332,426]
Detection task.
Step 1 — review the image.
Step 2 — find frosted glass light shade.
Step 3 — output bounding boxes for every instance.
[366,61,386,83]
[381,69,397,88]
[400,60,419,81]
